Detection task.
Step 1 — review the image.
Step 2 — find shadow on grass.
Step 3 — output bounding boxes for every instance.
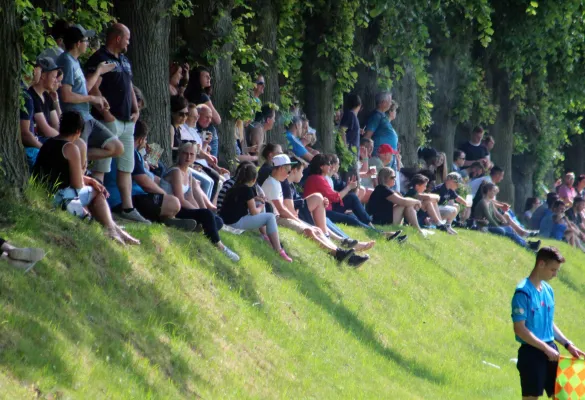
[272,259,446,385]
[558,272,585,296]
[0,205,209,398]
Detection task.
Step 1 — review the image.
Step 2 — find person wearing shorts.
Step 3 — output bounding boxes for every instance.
[511,247,585,399]
[85,23,149,223]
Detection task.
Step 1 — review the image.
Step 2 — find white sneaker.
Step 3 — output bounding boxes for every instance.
[119,209,151,224]
[222,246,240,262]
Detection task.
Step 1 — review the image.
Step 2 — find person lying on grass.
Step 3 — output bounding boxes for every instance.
[0,238,45,272]
[404,174,455,234]
[32,111,139,245]
[261,154,368,268]
[219,163,292,262]
[474,183,540,251]
[367,167,428,236]
[159,142,239,262]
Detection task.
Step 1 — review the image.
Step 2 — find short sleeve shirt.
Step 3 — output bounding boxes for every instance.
[365,110,398,154]
[340,111,360,151]
[257,163,272,186]
[557,185,577,204]
[28,88,55,127]
[366,185,395,225]
[262,176,283,215]
[57,52,92,121]
[458,141,488,162]
[20,87,35,134]
[219,185,255,224]
[511,278,555,343]
[539,210,554,238]
[432,183,458,205]
[286,131,308,158]
[131,150,148,197]
[86,47,134,121]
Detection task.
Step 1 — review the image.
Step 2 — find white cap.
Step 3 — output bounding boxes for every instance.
[273,154,298,167]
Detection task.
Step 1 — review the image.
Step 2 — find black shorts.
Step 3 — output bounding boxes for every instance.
[517,342,558,398]
[113,194,164,222]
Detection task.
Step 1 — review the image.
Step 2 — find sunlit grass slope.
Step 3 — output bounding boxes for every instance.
[2,189,585,399]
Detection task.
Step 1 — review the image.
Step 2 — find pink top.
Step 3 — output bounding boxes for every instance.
[558,184,577,203]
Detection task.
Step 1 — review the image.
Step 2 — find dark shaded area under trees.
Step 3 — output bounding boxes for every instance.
[4,0,585,212]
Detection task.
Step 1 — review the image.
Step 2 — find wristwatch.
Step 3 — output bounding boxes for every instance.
[565,341,573,349]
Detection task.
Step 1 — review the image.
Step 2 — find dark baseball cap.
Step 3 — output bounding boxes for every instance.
[36,57,60,73]
[64,24,95,45]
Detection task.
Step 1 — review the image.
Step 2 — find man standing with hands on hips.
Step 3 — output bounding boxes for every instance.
[511,247,585,399]
[86,23,149,223]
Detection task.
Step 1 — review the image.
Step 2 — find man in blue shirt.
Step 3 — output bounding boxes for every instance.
[539,201,564,238]
[285,116,312,162]
[511,247,584,399]
[365,92,397,156]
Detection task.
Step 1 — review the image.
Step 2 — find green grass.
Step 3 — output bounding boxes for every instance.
[2,189,585,399]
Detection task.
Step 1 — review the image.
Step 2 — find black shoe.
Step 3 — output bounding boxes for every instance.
[341,238,358,249]
[397,235,408,244]
[334,248,355,263]
[164,218,197,232]
[437,224,449,233]
[528,240,541,251]
[386,230,402,241]
[452,220,464,228]
[529,231,539,237]
[347,253,369,268]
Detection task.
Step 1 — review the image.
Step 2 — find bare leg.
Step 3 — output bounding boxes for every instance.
[422,200,444,225]
[305,193,329,234]
[505,213,529,236]
[87,139,123,161]
[302,227,338,253]
[402,206,425,233]
[393,205,406,225]
[118,171,134,209]
[439,207,458,225]
[268,231,282,252]
[160,195,181,219]
[327,228,345,241]
[88,193,116,229]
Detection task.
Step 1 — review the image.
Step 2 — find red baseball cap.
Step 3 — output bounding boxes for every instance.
[378,144,399,155]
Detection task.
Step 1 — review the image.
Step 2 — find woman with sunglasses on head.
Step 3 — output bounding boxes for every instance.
[170,95,189,160]
[184,66,221,126]
[160,142,240,262]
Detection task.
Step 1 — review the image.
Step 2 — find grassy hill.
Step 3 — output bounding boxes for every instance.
[2,188,585,399]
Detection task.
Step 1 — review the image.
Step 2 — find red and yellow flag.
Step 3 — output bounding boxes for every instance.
[555,356,585,400]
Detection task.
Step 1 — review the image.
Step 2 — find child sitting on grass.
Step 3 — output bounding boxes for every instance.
[404,174,454,234]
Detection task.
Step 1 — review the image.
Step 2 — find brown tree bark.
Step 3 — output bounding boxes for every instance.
[392,61,420,168]
[0,0,28,194]
[353,21,381,126]
[114,0,174,164]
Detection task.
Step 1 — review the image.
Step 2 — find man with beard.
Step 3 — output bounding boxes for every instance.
[86,23,148,223]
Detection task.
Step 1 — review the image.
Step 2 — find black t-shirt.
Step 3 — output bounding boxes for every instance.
[458,141,488,162]
[366,185,395,224]
[32,138,71,190]
[282,179,304,209]
[219,185,255,224]
[566,208,583,225]
[340,110,360,150]
[432,183,458,205]
[405,188,418,199]
[28,88,55,129]
[85,47,133,121]
[257,162,272,186]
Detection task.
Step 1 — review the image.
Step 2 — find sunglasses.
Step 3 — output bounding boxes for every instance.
[256,81,265,85]
[388,176,396,179]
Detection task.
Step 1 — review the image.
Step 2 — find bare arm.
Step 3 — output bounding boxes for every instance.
[456,195,471,207]
[60,84,97,105]
[388,193,420,208]
[206,100,222,125]
[133,174,166,195]
[417,192,440,202]
[62,142,84,189]
[514,321,556,354]
[247,198,263,216]
[364,130,374,139]
[272,198,301,220]
[301,152,314,162]
[34,113,59,138]
[20,120,42,148]
[48,110,60,130]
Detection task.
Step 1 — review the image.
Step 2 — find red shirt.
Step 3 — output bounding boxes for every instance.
[303,174,342,211]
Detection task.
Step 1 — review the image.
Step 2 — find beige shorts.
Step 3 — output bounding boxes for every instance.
[276,216,313,234]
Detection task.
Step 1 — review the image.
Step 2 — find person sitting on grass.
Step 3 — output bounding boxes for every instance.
[523,197,541,223]
[431,172,471,233]
[530,192,558,231]
[404,174,453,234]
[285,116,313,162]
[367,167,429,235]
[549,200,585,252]
[33,111,140,245]
[0,238,45,272]
[257,143,282,186]
[565,196,585,235]
[286,160,375,252]
[474,183,541,251]
[261,154,368,268]
[328,154,373,205]
[219,163,293,262]
[103,120,196,231]
[160,142,239,262]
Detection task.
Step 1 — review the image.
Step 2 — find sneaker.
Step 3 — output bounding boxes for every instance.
[528,240,541,251]
[119,209,151,224]
[341,238,358,248]
[222,246,240,262]
[334,248,355,263]
[397,235,408,244]
[452,220,465,228]
[1,253,37,272]
[528,230,539,237]
[7,247,45,263]
[347,253,369,268]
[279,249,293,262]
[385,230,402,241]
[164,218,197,232]
[437,224,449,233]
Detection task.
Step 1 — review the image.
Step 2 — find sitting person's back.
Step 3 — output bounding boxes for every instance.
[530,193,558,230]
[33,137,72,191]
[539,209,554,238]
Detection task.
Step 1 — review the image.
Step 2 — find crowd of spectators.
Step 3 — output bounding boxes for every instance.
[11,18,585,273]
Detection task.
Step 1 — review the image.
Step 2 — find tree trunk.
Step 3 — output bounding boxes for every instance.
[114,0,174,164]
[487,65,517,204]
[0,0,28,194]
[177,0,237,169]
[302,72,336,153]
[564,134,585,176]
[392,61,419,167]
[251,0,285,145]
[428,50,461,163]
[512,152,535,214]
[353,21,381,126]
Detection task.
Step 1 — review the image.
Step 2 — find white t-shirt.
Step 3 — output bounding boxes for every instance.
[262,176,283,216]
[470,175,491,197]
[181,124,203,145]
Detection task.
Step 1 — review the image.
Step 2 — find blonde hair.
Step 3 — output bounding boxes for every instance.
[389,100,399,113]
[177,142,200,161]
[196,103,211,115]
[377,167,395,185]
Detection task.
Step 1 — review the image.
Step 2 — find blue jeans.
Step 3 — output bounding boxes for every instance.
[327,210,376,231]
[332,192,372,225]
[488,226,527,247]
[189,167,214,199]
[297,205,350,239]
